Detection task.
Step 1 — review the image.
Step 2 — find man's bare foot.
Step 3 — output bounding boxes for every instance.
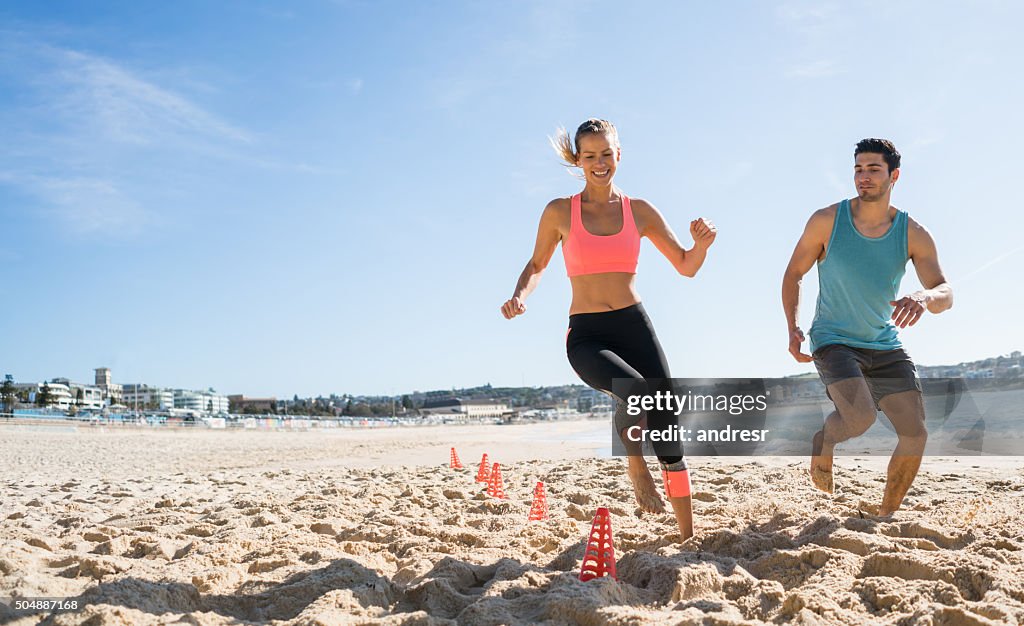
[877,506,897,518]
[810,429,834,493]
[856,501,895,520]
[626,458,666,514]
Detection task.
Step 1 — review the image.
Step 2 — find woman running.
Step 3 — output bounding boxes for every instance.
[500,118,716,540]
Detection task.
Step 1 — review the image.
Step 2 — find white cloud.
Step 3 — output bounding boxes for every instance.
[0,35,254,237]
[955,244,1024,285]
[776,1,843,80]
[8,173,156,236]
[53,49,252,146]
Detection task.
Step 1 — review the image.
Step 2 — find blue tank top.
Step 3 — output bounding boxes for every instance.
[809,198,909,352]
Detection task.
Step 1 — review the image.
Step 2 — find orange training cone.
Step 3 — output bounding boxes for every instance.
[487,462,506,499]
[475,454,490,483]
[528,481,549,521]
[449,447,463,469]
[579,507,616,581]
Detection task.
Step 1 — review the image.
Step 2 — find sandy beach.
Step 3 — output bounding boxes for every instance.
[1,421,1023,625]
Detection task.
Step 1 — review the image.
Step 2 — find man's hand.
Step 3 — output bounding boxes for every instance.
[690,218,717,250]
[789,327,813,363]
[890,294,928,328]
[501,296,526,320]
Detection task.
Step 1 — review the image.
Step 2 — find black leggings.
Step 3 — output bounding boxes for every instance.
[566,303,685,469]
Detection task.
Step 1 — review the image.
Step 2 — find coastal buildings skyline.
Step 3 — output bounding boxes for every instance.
[8,367,230,415]
[4,349,1019,416]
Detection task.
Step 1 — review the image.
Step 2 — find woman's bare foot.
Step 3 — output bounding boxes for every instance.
[627,457,665,513]
[810,429,834,493]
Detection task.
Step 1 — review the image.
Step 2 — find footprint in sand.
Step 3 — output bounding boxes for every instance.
[880,522,966,550]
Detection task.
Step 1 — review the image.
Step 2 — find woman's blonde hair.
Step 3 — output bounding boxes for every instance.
[550,118,619,168]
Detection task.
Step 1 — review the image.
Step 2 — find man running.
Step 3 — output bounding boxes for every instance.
[782,138,953,516]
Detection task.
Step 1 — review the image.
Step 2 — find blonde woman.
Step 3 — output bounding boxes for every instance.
[501,119,716,540]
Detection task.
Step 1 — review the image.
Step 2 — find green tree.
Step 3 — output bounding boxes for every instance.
[75,388,84,407]
[401,395,413,411]
[1,374,15,415]
[350,403,372,417]
[37,383,52,407]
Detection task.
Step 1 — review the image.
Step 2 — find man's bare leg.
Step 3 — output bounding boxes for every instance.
[810,427,834,493]
[812,377,878,493]
[877,390,927,516]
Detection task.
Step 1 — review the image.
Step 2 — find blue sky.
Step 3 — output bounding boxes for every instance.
[2,1,1021,397]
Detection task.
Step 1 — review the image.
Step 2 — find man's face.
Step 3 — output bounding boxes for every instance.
[854,152,898,202]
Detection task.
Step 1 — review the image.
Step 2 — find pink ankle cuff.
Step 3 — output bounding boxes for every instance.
[662,469,692,498]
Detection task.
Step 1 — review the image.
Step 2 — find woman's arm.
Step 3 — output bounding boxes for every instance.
[633,198,716,278]
[501,200,565,319]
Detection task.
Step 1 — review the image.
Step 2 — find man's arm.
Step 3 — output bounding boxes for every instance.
[890,218,953,328]
[782,208,834,362]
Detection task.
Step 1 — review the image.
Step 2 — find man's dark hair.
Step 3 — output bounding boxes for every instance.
[855,138,901,173]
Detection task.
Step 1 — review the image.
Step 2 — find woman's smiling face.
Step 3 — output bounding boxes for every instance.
[576,132,620,188]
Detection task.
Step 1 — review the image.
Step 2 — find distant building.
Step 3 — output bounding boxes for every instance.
[227,395,277,413]
[174,389,230,414]
[94,367,123,404]
[770,375,826,401]
[420,398,509,418]
[68,382,104,410]
[122,384,174,410]
[576,388,607,412]
[462,400,508,418]
[14,381,73,409]
[11,383,37,403]
[95,368,111,386]
[45,382,72,409]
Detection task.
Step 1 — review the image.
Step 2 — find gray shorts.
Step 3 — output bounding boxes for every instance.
[812,344,922,408]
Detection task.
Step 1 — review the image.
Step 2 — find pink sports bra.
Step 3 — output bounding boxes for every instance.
[562,193,641,277]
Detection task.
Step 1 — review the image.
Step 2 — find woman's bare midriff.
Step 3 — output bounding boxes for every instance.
[568,273,641,315]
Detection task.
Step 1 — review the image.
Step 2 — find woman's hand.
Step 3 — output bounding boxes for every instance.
[690,218,717,250]
[501,296,527,319]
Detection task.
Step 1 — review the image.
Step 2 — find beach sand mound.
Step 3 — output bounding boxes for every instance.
[2,430,1023,625]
